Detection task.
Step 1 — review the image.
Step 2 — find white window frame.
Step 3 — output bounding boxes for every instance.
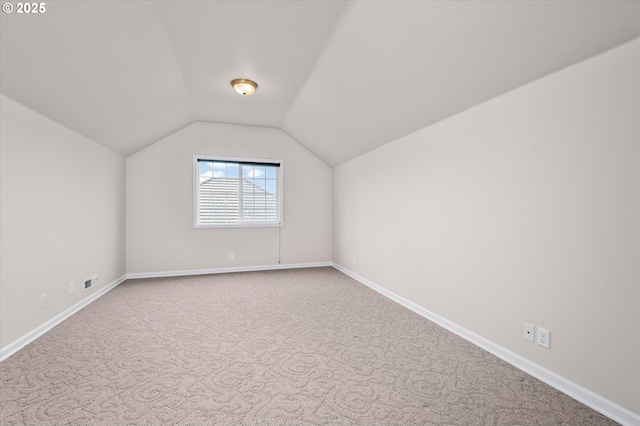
[193,155,283,228]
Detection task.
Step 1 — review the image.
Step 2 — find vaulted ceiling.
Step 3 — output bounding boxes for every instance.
[2,1,639,166]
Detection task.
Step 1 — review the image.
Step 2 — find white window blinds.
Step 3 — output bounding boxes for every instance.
[195,157,282,227]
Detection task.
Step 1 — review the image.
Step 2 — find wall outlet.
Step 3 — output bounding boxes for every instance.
[524,323,535,342]
[229,253,234,261]
[352,257,356,265]
[538,327,550,349]
[39,294,46,309]
[69,282,75,295]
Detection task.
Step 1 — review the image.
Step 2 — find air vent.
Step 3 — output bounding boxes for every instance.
[83,274,98,291]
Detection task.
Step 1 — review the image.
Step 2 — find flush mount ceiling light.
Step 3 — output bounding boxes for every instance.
[231,78,258,96]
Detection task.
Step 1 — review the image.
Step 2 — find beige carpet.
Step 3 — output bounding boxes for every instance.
[0,267,616,425]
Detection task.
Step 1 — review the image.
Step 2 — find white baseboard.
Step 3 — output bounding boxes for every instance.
[1,263,331,363]
[0,274,127,362]
[5,263,635,425]
[332,263,640,426]
[126,261,333,279]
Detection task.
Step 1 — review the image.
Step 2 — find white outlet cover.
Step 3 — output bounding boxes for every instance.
[538,327,550,349]
[524,323,535,342]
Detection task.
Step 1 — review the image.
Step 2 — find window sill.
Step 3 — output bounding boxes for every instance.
[194,222,283,229]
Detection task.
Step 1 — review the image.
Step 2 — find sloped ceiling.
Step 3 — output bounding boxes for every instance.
[1,1,639,166]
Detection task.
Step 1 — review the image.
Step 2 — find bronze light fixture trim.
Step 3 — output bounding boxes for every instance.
[231,78,258,96]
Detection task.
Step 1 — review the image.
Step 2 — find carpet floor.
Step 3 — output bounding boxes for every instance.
[0,267,616,425]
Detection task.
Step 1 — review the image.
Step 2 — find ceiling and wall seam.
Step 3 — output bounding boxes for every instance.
[152,2,200,124]
[278,1,356,133]
[1,1,638,165]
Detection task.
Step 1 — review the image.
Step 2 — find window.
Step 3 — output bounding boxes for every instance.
[194,156,283,228]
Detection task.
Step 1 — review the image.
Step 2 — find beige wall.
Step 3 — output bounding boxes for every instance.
[126,122,332,273]
[333,39,640,414]
[0,95,126,348]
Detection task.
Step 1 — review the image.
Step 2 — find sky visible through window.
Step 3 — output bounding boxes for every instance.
[199,162,277,194]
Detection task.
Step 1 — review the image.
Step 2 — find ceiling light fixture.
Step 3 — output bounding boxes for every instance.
[231,78,258,96]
